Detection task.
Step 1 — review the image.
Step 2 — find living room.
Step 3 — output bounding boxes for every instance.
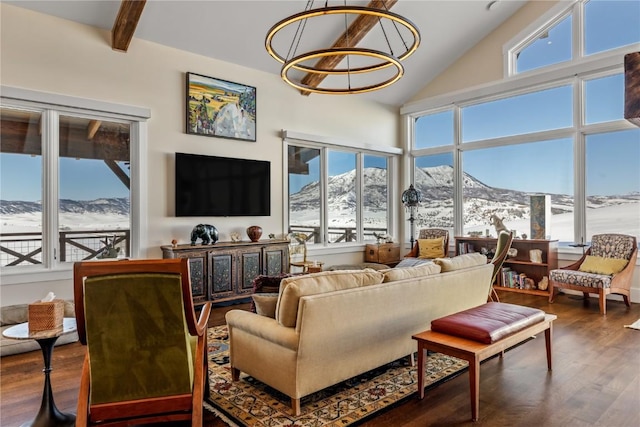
[1,0,639,426]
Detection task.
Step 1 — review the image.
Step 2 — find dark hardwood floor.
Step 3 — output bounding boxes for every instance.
[2,291,639,426]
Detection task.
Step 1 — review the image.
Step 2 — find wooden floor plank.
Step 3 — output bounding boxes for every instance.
[1,293,639,426]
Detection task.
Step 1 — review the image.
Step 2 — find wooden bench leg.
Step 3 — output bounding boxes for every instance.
[417,343,426,399]
[469,355,480,422]
[545,325,553,371]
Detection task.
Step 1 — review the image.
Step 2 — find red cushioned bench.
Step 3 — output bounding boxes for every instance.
[412,302,557,422]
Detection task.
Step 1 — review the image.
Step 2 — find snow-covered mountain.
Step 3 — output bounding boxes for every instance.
[289,165,639,230]
[0,198,129,216]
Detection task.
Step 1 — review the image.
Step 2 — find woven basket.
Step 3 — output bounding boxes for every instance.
[28,299,64,332]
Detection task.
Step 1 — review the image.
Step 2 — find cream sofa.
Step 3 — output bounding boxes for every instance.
[225,257,493,415]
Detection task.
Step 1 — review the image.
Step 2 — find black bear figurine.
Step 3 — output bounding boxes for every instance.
[190,224,219,245]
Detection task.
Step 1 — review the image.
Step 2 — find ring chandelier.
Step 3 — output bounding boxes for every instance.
[265,2,421,95]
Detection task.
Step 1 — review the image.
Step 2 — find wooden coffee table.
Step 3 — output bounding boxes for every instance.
[412,313,556,421]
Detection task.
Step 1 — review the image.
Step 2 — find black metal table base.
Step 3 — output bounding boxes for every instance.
[23,336,76,427]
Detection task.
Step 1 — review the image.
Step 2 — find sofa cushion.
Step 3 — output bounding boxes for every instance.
[0,304,28,326]
[434,253,488,272]
[276,270,384,327]
[418,237,445,259]
[382,262,441,283]
[578,255,628,275]
[252,293,278,318]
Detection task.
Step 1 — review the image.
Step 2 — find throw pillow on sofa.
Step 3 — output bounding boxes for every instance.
[252,293,279,318]
[382,262,441,282]
[434,253,488,272]
[276,270,384,327]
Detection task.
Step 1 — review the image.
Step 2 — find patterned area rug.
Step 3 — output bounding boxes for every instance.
[205,326,468,427]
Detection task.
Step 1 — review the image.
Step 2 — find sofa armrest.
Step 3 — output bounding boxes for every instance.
[225,309,298,351]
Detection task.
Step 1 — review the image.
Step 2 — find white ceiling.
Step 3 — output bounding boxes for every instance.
[6,0,527,107]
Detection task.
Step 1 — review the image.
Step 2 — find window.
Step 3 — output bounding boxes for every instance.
[285,133,397,247]
[461,85,573,142]
[462,139,573,241]
[584,0,640,56]
[406,0,639,248]
[515,13,572,74]
[0,89,148,279]
[413,153,454,232]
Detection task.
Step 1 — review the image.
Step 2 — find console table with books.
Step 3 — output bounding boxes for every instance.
[455,236,558,297]
[162,239,289,305]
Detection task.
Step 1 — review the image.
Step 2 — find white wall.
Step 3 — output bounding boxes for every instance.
[0,4,399,304]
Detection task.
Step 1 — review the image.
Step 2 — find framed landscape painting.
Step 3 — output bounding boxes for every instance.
[186,72,256,142]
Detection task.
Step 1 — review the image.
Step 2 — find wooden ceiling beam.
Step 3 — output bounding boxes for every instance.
[112,0,147,52]
[299,0,398,95]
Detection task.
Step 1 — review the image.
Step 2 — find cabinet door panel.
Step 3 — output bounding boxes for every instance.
[209,253,234,299]
[176,253,207,303]
[239,250,261,292]
[265,247,286,276]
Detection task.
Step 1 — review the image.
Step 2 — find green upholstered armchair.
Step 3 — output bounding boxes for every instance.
[549,234,637,315]
[73,258,211,426]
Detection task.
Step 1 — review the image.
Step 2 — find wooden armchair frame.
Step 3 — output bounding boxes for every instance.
[548,235,637,315]
[488,231,514,302]
[73,258,212,426]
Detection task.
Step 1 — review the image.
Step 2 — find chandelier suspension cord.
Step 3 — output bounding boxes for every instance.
[286,0,314,61]
[343,3,353,89]
[378,0,412,53]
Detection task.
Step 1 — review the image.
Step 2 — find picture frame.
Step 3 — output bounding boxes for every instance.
[186,72,256,142]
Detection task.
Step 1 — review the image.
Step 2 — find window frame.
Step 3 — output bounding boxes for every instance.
[283,130,400,252]
[0,86,149,285]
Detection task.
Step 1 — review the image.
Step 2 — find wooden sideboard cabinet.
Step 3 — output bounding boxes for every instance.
[161,239,289,304]
[365,243,401,266]
[454,236,558,297]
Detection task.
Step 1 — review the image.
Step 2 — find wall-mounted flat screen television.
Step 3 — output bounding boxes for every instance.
[175,152,270,217]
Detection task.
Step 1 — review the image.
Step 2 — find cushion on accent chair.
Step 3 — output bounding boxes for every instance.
[578,255,628,275]
[417,237,445,259]
[434,253,488,272]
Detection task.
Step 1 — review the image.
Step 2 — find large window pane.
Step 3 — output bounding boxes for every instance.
[462,139,574,243]
[462,86,573,142]
[0,108,43,267]
[363,155,388,242]
[58,115,130,262]
[516,14,572,74]
[585,73,624,124]
[414,153,454,233]
[327,150,356,243]
[585,129,640,242]
[415,110,454,149]
[584,0,640,56]
[288,146,321,244]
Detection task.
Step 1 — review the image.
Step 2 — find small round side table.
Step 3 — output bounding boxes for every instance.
[2,317,77,427]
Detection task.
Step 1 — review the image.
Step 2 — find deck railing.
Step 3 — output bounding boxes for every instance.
[288,226,388,243]
[0,229,130,267]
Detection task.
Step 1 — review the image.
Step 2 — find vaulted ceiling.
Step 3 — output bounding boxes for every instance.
[5,0,527,106]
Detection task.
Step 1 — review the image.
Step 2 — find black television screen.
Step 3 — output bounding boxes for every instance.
[175,152,270,217]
